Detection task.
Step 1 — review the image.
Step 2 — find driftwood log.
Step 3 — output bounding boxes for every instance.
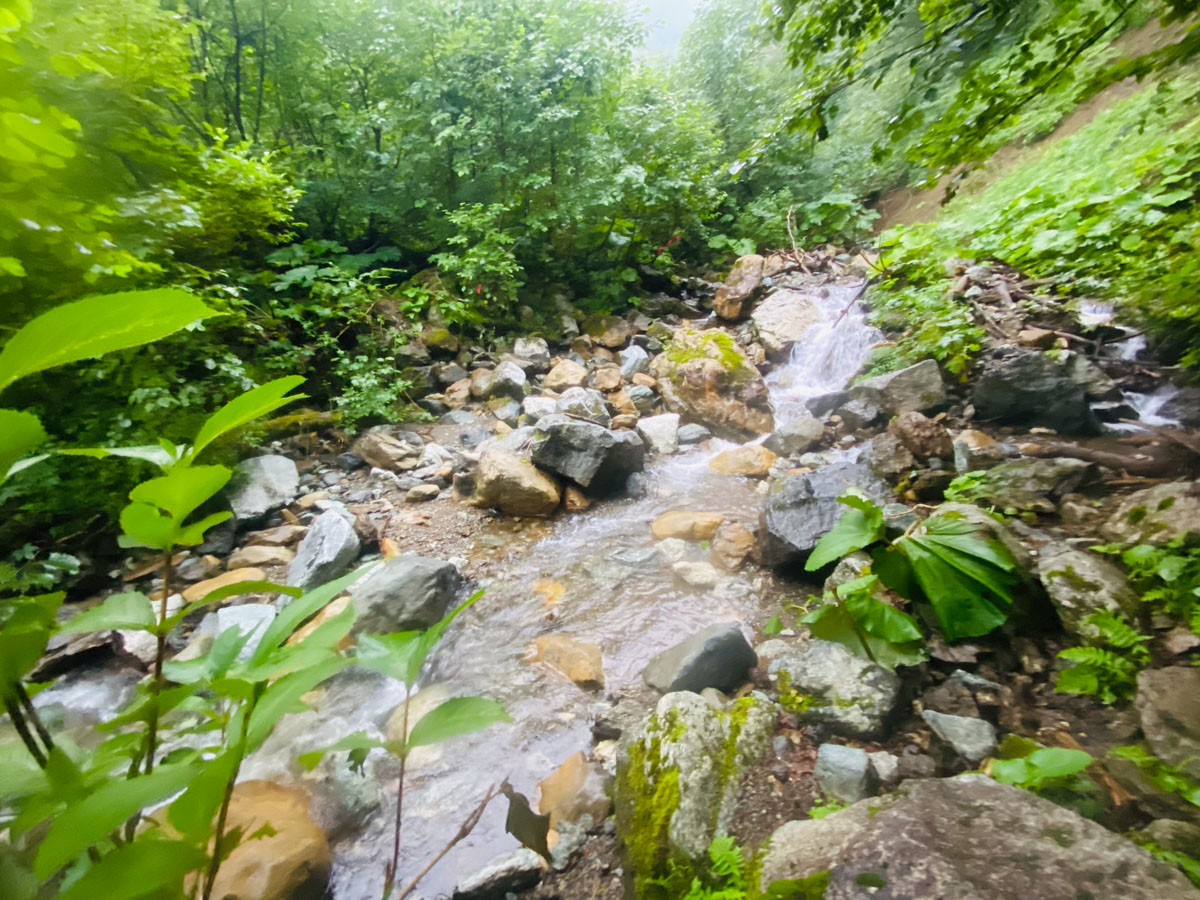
[1022,426,1200,479]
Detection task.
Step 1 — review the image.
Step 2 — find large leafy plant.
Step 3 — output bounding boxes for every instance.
[800,493,1021,664]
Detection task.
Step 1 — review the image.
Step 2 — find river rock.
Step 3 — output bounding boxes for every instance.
[710,521,757,571]
[1161,387,1200,427]
[486,360,527,399]
[758,462,892,567]
[207,781,331,900]
[888,410,953,460]
[227,544,296,569]
[1062,350,1120,399]
[288,509,360,589]
[642,622,757,694]
[758,638,900,737]
[591,364,623,392]
[227,455,300,521]
[582,314,633,348]
[353,430,421,472]
[453,851,542,899]
[521,395,558,424]
[544,358,589,391]
[963,457,1095,513]
[473,445,561,516]
[677,423,712,444]
[651,510,725,541]
[619,345,651,378]
[672,560,722,589]
[815,744,872,803]
[922,709,997,763]
[763,416,824,456]
[530,414,644,493]
[532,634,604,688]
[538,751,612,830]
[555,386,611,427]
[650,328,774,439]
[513,337,551,371]
[615,691,774,891]
[758,774,1200,899]
[349,554,462,633]
[973,352,1099,434]
[1037,544,1139,643]
[848,359,946,415]
[867,432,918,481]
[709,444,777,477]
[750,288,820,356]
[712,253,764,320]
[1102,482,1200,546]
[636,413,680,455]
[626,384,658,416]
[1137,667,1200,780]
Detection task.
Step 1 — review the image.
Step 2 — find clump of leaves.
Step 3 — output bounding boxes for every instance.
[1055,612,1150,704]
[651,835,830,900]
[988,735,1100,819]
[1110,745,1200,809]
[801,493,1021,665]
[1095,539,1200,632]
[806,798,850,820]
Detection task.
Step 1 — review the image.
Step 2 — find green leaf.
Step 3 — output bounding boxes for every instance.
[55,839,207,900]
[58,444,179,469]
[406,696,510,750]
[356,590,484,687]
[801,603,926,669]
[35,761,201,877]
[0,593,64,683]
[840,580,923,642]
[167,749,239,836]
[805,494,885,571]
[161,580,301,633]
[1026,747,1091,780]
[58,592,155,633]
[188,376,307,461]
[0,289,213,394]
[246,656,348,751]
[896,535,1012,641]
[129,465,231,521]
[297,731,389,770]
[0,409,47,484]
[248,565,372,668]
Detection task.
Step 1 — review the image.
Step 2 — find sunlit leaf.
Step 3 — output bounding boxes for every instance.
[188,376,307,460]
[406,697,509,750]
[59,592,155,633]
[0,409,46,484]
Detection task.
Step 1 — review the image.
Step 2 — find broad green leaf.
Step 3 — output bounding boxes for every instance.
[97,684,195,732]
[161,580,301,633]
[35,760,201,876]
[840,581,923,642]
[167,749,239,836]
[0,593,64,682]
[238,601,354,682]
[805,494,884,571]
[989,757,1030,785]
[55,839,207,900]
[0,739,48,801]
[176,510,233,546]
[0,409,46,483]
[297,731,388,770]
[1026,747,1091,781]
[189,376,307,460]
[58,592,155,634]
[0,289,213,394]
[128,465,231,522]
[406,697,510,750]
[117,502,175,551]
[248,565,372,668]
[246,656,348,751]
[163,624,257,685]
[897,539,1009,641]
[356,590,484,687]
[907,533,1017,609]
[800,603,926,669]
[869,544,916,597]
[59,444,178,469]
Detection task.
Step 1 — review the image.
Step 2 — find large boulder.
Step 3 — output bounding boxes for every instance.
[642,622,757,694]
[712,254,764,320]
[530,414,645,494]
[615,692,775,894]
[349,554,462,633]
[960,457,1095,513]
[486,360,527,400]
[758,462,891,567]
[758,775,1199,899]
[757,638,900,737]
[750,289,820,356]
[207,781,331,900]
[1037,544,1139,643]
[227,455,300,521]
[972,352,1099,434]
[473,446,561,516]
[288,508,360,589]
[1137,667,1200,781]
[848,359,946,416]
[651,329,774,439]
[1102,482,1200,546]
[636,413,680,455]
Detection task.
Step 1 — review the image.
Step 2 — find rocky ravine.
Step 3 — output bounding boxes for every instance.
[20,248,1200,899]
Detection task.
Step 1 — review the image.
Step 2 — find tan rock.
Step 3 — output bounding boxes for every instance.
[750,289,820,356]
[955,429,998,450]
[713,254,764,320]
[295,491,330,509]
[246,525,308,547]
[537,751,612,829]
[228,545,297,569]
[591,366,623,392]
[182,568,267,603]
[545,359,589,391]
[632,373,657,389]
[1018,327,1056,349]
[533,580,565,608]
[708,444,778,477]
[592,347,615,363]
[611,414,639,430]
[564,486,592,511]
[888,410,953,461]
[582,314,633,349]
[651,510,726,541]
[608,388,637,417]
[473,446,561,517]
[286,595,352,650]
[531,635,604,688]
[206,781,330,900]
[711,521,757,571]
[353,431,422,471]
[445,377,471,408]
[468,368,494,399]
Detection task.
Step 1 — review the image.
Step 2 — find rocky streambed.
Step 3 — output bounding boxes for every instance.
[12,248,1200,899]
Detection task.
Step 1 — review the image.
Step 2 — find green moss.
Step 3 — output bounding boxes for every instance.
[664,331,754,384]
[616,713,685,893]
[1128,505,1148,525]
[855,872,887,888]
[775,669,814,715]
[1043,826,1075,848]
[1157,496,1176,512]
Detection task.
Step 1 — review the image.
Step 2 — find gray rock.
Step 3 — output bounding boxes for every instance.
[962,457,1095,513]
[815,744,872,803]
[751,289,819,356]
[763,416,824,456]
[1062,351,1119,399]
[626,384,658,416]
[487,397,521,427]
[973,352,1099,434]
[213,604,276,662]
[619,345,651,378]
[227,455,300,521]
[531,414,645,493]
[453,849,542,898]
[487,360,527,400]
[758,462,892,567]
[1138,819,1200,857]
[636,413,680,455]
[677,423,712,444]
[642,622,757,694]
[1161,387,1200,428]
[759,774,1200,899]
[287,508,361,589]
[921,709,997,763]
[866,432,917,481]
[1102,482,1200,546]
[672,560,722,589]
[1137,667,1200,781]
[350,554,462,634]
[520,395,558,423]
[758,639,900,737]
[556,386,611,427]
[867,750,900,787]
[849,359,946,415]
[512,336,551,371]
[1038,544,1139,643]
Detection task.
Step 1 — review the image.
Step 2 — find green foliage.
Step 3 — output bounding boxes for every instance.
[651,835,830,900]
[1110,745,1200,808]
[1055,613,1150,704]
[1138,840,1200,889]
[1096,540,1200,630]
[989,735,1101,816]
[806,798,850,820]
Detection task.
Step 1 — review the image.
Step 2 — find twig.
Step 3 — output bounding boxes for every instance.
[393,784,499,900]
[831,281,870,330]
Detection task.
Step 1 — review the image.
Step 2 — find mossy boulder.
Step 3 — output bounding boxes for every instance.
[650,329,774,439]
[614,691,774,894]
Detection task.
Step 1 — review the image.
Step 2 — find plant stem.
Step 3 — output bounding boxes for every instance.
[144,548,174,775]
[3,688,46,767]
[201,684,261,900]
[384,687,412,899]
[16,681,55,755]
[394,785,497,900]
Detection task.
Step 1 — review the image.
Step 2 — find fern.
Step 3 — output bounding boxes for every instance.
[1056,613,1149,704]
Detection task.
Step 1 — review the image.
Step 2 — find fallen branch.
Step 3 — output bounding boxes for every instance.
[394,784,499,900]
[831,280,870,329]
